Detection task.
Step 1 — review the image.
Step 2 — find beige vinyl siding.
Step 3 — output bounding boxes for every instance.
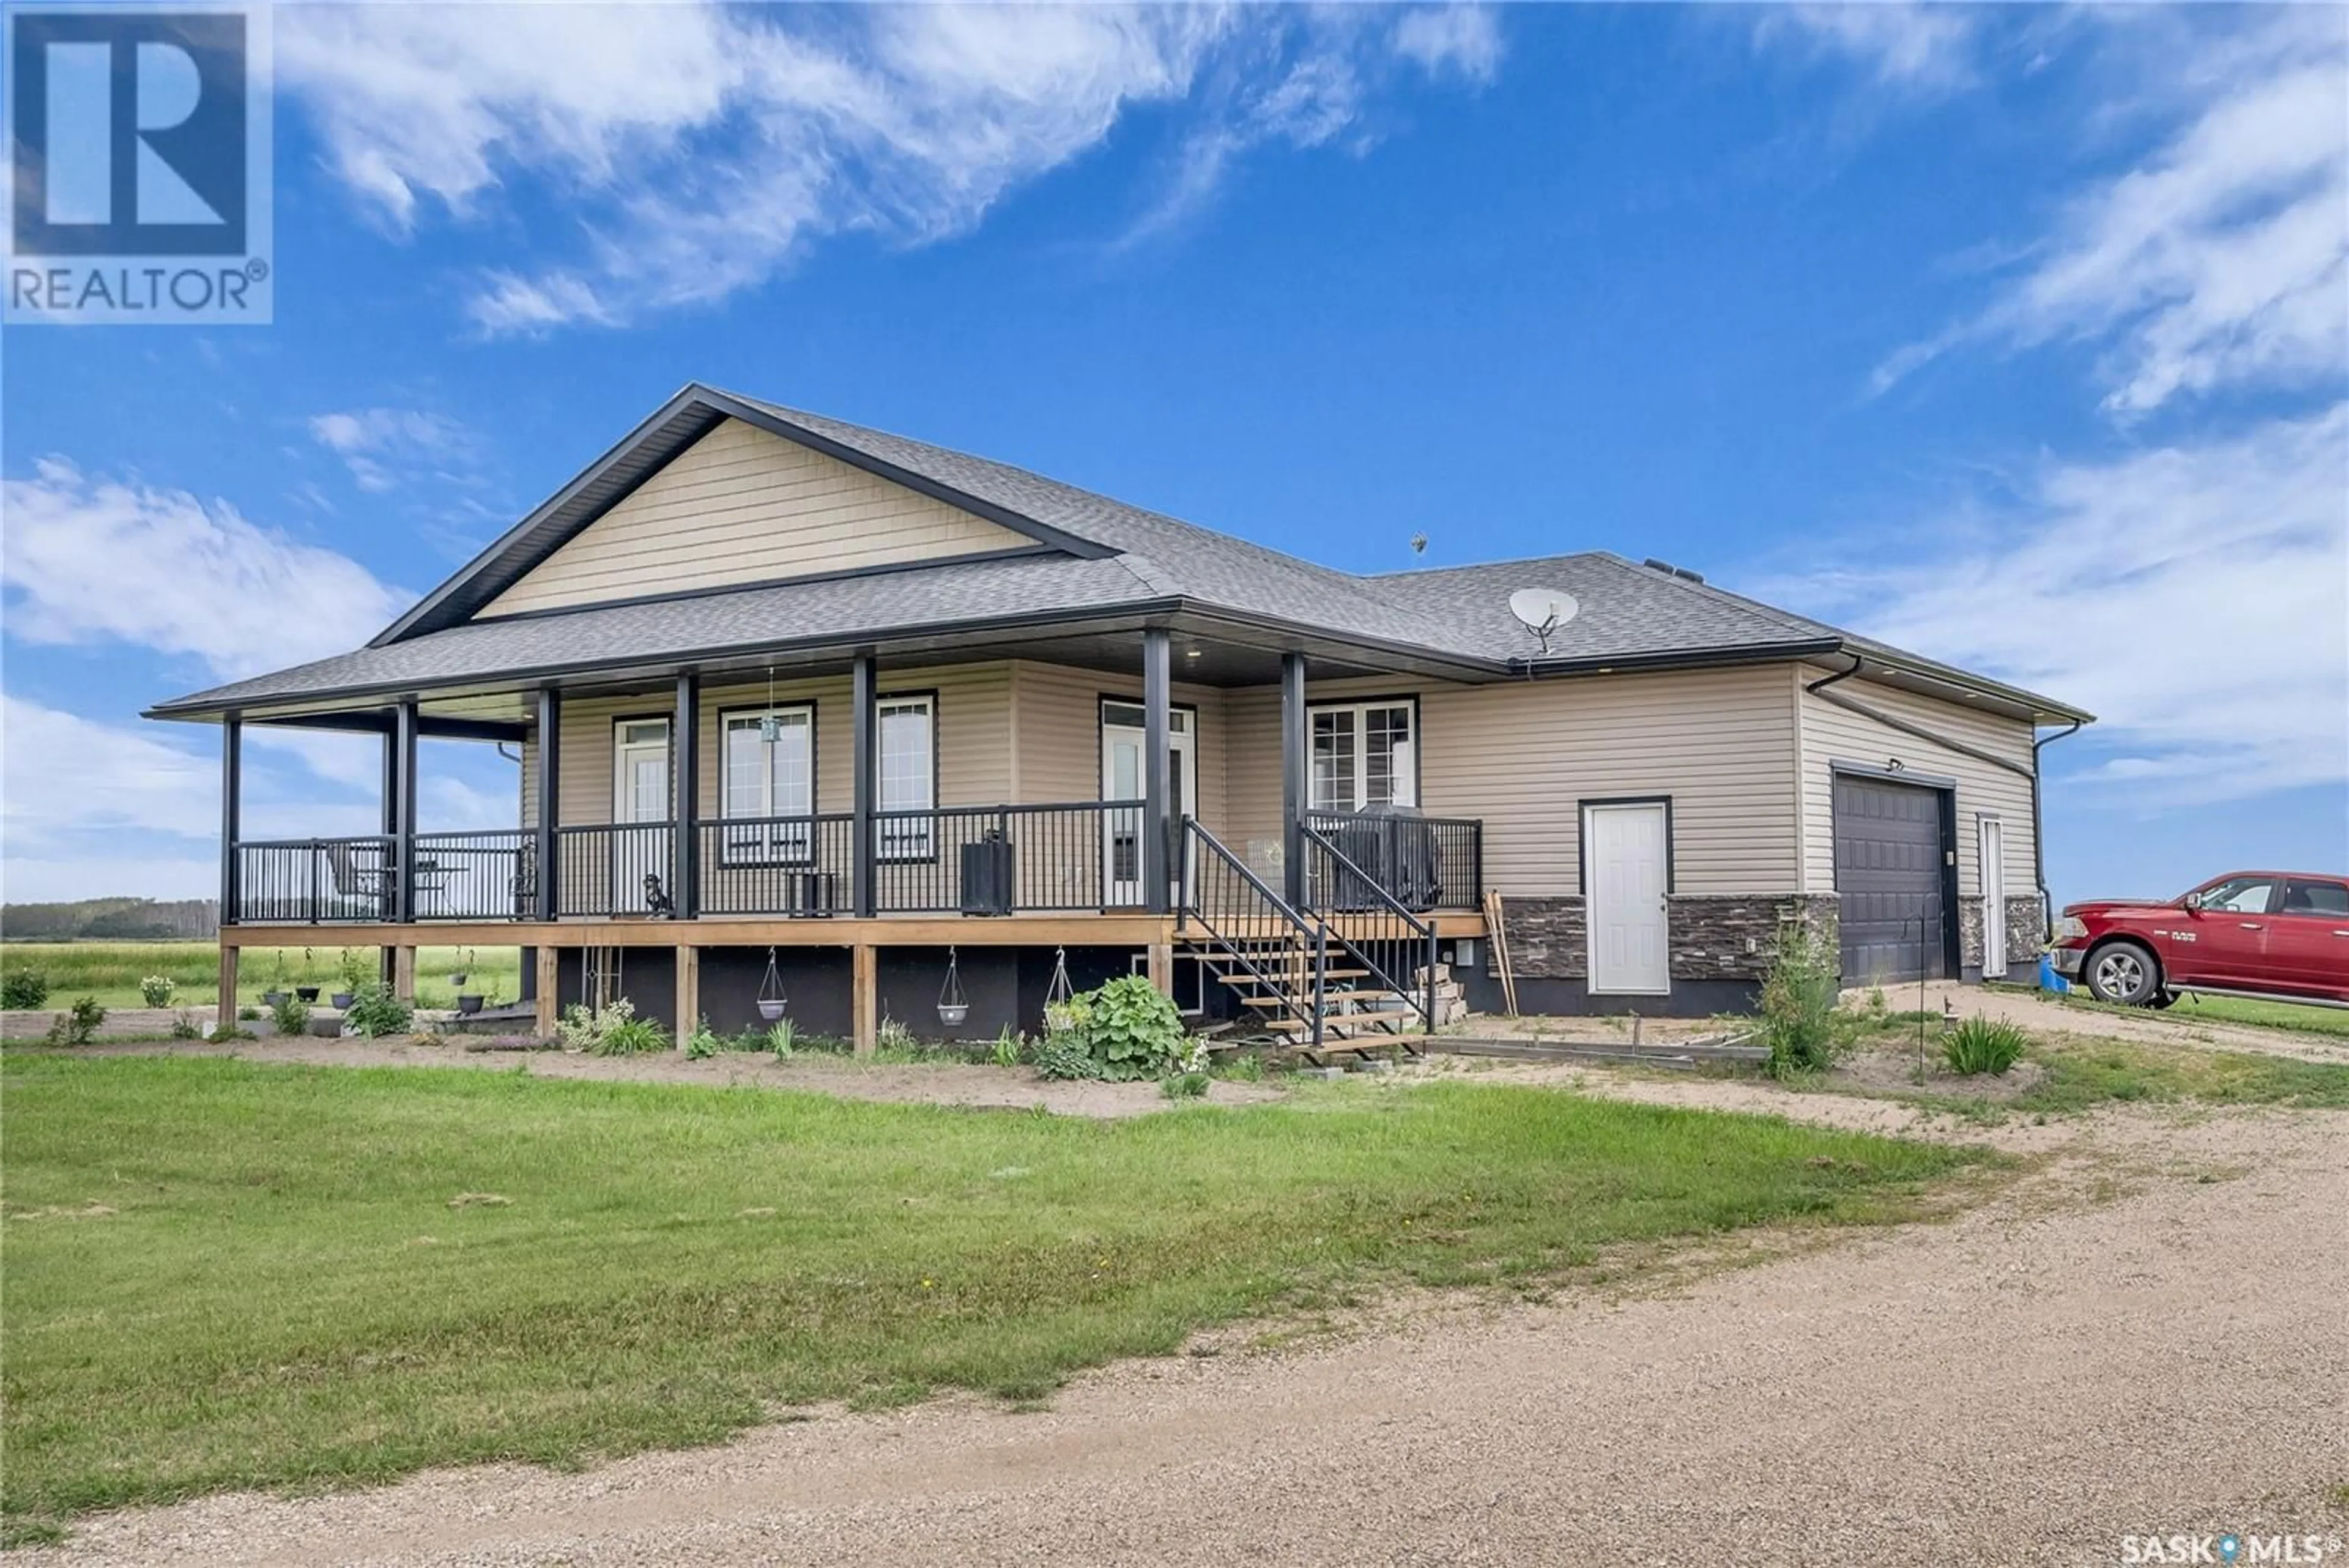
[1009,662,1229,832]
[1224,666,1803,896]
[1797,668,2038,899]
[480,418,1035,619]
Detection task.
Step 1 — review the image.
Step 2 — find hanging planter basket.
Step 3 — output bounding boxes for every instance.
[755,946,789,1022]
[936,946,970,1028]
[1041,946,1077,1035]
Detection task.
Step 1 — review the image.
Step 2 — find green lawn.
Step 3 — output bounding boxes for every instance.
[1,1055,1981,1530]
[2156,990,2349,1038]
[0,942,521,1011]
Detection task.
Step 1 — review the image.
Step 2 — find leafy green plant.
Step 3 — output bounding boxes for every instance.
[1761,916,1842,1079]
[1030,1031,1097,1082]
[2,968,51,1011]
[1160,1070,1211,1099]
[592,1015,669,1057]
[269,995,311,1038]
[1078,975,1192,1082]
[560,998,667,1057]
[45,997,106,1046]
[237,1005,261,1022]
[990,1028,1023,1069]
[338,948,373,996]
[343,982,413,1040]
[138,976,177,1008]
[683,1017,721,1060]
[169,1011,203,1041]
[1218,1052,1265,1083]
[206,1025,256,1043]
[1943,1016,2028,1076]
[877,1016,916,1055]
[765,1018,796,1060]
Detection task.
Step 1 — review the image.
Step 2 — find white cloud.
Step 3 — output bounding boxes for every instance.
[0,458,412,680]
[276,2,1493,332]
[0,694,220,849]
[1393,7,1502,84]
[309,407,481,492]
[1776,406,2349,808]
[1872,10,2348,414]
[1758,4,1980,93]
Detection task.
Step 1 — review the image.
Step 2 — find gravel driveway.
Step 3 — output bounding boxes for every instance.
[13,1080,2344,1568]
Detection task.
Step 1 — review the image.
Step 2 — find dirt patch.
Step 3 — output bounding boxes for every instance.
[1864,979,2349,1065]
[1825,1039,2048,1101]
[24,1035,1284,1120]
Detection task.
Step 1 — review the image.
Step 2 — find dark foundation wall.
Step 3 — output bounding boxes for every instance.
[1458,970,1761,1019]
[700,946,853,1039]
[554,946,678,1028]
[1483,893,1836,1017]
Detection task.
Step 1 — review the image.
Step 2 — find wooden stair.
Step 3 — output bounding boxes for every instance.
[1182,934,1419,1054]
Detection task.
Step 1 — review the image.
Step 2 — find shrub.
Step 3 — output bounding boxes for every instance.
[876,1016,916,1055]
[1943,1016,2028,1076]
[237,1005,262,1022]
[45,997,106,1045]
[592,1014,669,1057]
[1031,977,1201,1083]
[270,994,312,1037]
[683,1017,720,1060]
[1031,1031,1097,1082]
[1160,1070,1211,1099]
[990,1028,1023,1069]
[169,1011,203,1040]
[1219,1052,1265,1083]
[344,982,413,1039]
[338,948,374,995]
[139,975,177,1008]
[765,1018,796,1061]
[2,968,51,1011]
[1761,917,1842,1079]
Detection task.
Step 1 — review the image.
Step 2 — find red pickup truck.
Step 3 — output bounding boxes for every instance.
[2047,871,2349,1008]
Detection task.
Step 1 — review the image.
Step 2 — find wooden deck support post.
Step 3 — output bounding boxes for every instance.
[674,945,699,1051]
[215,945,237,1036]
[534,945,560,1036]
[1146,941,1174,1000]
[852,943,877,1056]
[392,945,417,1002]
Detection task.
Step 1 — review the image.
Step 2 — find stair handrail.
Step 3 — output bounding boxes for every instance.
[1179,819,1326,1048]
[1295,820,1439,1031]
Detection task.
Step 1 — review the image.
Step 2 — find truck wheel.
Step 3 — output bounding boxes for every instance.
[2085,940,2160,1006]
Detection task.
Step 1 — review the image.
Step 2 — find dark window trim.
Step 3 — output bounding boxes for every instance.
[873,688,941,864]
[1574,795,1677,899]
[1304,693,1422,814]
[715,699,820,868]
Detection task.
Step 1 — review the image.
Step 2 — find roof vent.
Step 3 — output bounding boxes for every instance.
[1641,557,1705,585]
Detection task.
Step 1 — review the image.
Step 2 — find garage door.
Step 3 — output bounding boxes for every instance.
[1833,775,1948,984]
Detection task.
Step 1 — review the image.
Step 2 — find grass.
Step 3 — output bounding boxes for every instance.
[0,942,521,1011]
[1988,981,2349,1039]
[1,1053,1981,1528]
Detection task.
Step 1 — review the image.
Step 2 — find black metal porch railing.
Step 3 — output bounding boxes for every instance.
[869,801,1150,916]
[1296,820,1438,1030]
[696,814,853,915]
[1302,811,1482,913]
[412,830,537,921]
[1179,818,1326,1047]
[553,822,675,918]
[232,836,398,923]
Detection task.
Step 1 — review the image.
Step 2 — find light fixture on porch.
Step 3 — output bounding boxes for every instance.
[756,946,788,1021]
[936,946,969,1028]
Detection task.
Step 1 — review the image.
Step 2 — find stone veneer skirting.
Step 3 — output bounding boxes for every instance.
[1494,894,1839,984]
[1959,895,2049,973]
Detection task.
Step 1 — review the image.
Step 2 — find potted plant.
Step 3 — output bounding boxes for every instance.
[261,953,289,1009]
[447,947,473,990]
[294,947,322,1004]
[456,983,487,1016]
[331,947,368,1010]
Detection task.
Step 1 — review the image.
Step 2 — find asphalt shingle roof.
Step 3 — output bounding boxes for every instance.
[151,385,2085,722]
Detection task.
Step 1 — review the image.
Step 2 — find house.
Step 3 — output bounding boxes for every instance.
[147,384,2091,1049]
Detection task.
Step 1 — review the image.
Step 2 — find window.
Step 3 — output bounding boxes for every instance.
[876,694,935,859]
[720,705,813,864]
[2280,879,2349,916]
[2195,875,2278,914]
[1100,701,1190,737]
[1308,700,1417,814]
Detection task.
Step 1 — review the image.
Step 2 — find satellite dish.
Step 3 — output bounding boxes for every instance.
[1507,587,1578,653]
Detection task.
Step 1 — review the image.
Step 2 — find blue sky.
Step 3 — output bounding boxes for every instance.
[3,2,2343,908]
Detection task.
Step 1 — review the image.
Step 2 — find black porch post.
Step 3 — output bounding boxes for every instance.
[851,653,876,918]
[535,688,560,921]
[393,699,419,923]
[674,672,699,920]
[219,714,242,925]
[1280,651,1307,907]
[1142,628,1172,914]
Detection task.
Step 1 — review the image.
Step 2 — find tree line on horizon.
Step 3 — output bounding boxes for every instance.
[2,897,220,942]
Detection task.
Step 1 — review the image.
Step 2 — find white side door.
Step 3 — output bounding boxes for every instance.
[612,718,672,913]
[1979,817,2008,978]
[1586,801,1670,995]
[1100,707,1195,907]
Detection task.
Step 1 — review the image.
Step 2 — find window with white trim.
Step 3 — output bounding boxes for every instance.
[1309,700,1417,812]
[877,694,935,859]
[720,705,813,863]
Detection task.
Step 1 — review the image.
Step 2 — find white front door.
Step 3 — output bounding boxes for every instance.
[1100,705,1195,907]
[1979,817,2008,978]
[1586,801,1670,995]
[612,718,672,913]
